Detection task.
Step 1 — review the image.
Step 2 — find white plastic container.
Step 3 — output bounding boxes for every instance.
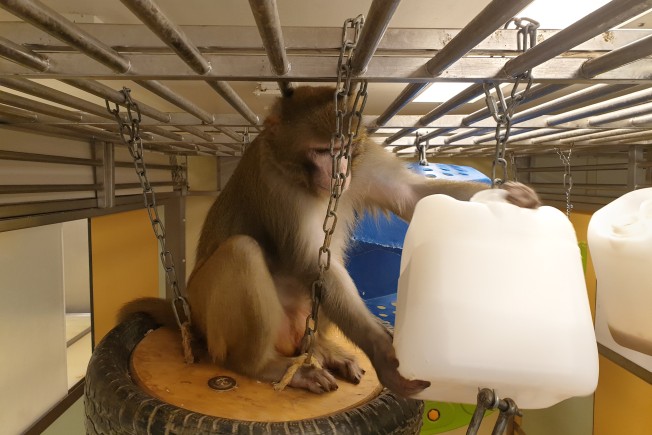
[393,190,598,409]
[588,187,652,356]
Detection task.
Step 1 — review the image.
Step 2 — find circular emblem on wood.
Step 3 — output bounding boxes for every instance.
[208,376,237,391]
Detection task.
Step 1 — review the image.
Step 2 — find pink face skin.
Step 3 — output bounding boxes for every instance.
[308,146,350,195]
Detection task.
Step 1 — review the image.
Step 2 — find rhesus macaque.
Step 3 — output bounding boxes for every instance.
[121,86,540,396]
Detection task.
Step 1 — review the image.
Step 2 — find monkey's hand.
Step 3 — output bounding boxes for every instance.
[501,181,541,209]
[289,365,339,394]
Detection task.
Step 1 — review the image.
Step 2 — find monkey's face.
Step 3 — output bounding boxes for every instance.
[264,86,363,198]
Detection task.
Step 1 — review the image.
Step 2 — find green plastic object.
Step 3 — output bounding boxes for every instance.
[578,241,588,273]
[420,401,478,434]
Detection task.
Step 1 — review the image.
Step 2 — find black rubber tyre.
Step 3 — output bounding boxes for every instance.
[85,313,424,434]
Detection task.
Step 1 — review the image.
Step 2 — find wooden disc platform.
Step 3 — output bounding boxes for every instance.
[130,327,383,422]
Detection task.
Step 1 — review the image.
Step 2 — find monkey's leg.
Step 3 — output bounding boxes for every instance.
[319,261,430,397]
[187,235,338,393]
[312,331,366,385]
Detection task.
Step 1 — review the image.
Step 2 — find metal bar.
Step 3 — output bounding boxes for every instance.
[445,127,495,144]
[350,0,402,76]
[204,81,260,125]
[512,84,636,123]
[0,90,81,121]
[529,128,601,144]
[0,184,102,194]
[581,130,652,145]
[463,84,566,126]
[0,77,113,119]
[248,0,293,96]
[119,0,210,75]
[632,113,652,127]
[555,128,636,143]
[2,23,650,54]
[590,101,652,126]
[529,182,628,191]
[519,163,628,172]
[547,87,652,126]
[372,0,535,130]
[2,53,651,82]
[97,142,115,208]
[0,0,131,72]
[0,0,220,124]
[501,0,652,78]
[0,149,101,166]
[385,84,485,143]
[581,34,652,78]
[0,103,36,119]
[0,34,50,71]
[119,0,260,125]
[60,79,171,123]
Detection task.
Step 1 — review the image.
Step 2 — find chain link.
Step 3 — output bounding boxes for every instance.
[105,88,192,329]
[485,17,539,187]
[416,132,429,166]
[555,146,574,218]
[302,15,367,360]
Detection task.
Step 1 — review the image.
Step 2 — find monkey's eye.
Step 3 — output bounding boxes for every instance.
[314,148,331,155]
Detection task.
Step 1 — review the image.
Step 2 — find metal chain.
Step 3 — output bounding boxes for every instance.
[509,151,518,182]
[485,17,539,188]
[416,133,429,166]
[302,15,367,361]
[555,146,574,217]
[105,88,192,329]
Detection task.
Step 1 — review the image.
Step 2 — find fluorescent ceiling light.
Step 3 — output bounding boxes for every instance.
[519,0,610,29]
[414,82,473,103]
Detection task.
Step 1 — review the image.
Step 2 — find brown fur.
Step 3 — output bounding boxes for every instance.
[121,86,540,396]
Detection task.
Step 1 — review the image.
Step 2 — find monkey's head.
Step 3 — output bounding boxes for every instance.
[263,86,367,197]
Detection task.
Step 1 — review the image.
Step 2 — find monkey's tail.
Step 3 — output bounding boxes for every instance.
[117,297,178,329]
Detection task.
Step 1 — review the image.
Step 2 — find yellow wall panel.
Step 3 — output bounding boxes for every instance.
[90,209,159,344]
[594,356,652,435]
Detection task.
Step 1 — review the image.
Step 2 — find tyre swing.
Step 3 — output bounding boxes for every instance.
[84,16,423,435]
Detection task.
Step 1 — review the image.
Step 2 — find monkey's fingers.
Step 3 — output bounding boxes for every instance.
[290,365,339,394]
[502,181,542,209]
[328,357,366,385]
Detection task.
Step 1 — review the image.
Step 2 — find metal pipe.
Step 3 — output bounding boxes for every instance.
[473,127,536,144]
[590,102,652,126]
[501,0,652,78]
[529,128,596,144]
[0,149,101,166]
[632,113,652,127]
[205,81,260,126]
[61,79,171,123]
[581,33,652,78]
[511,84,635,124]
[0,90,82,121]
[373,0,535,130]
[582,130,652,145]
[134,80,213,124]
[0,183,101,194]
[518,163,628,172]
[0,0,131,73]
[385,83,484,144]
[119,0,260,125]
[350,0,402,76]
[0,0,220,124]
[0,77,113,119]
[0,103,37,119]
[444,127,494,144]
[547,87,652,126]
[178,125,213,142]
[248,0,293,96]
[0,35,50,71]
[558,128,637,143]
[119,0,210,75]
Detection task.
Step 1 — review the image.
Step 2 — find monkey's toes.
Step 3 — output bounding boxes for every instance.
[329,357,366,384]
[290,365,339,394]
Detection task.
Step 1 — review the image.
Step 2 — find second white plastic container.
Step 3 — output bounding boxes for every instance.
[393,190,598,409]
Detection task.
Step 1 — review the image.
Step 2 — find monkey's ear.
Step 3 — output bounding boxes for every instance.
[264,114,281,128]
[282,87,295,98]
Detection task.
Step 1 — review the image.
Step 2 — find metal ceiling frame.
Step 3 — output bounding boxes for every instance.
[0,0,650,221]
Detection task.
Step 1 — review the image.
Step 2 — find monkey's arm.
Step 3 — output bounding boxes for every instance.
[352,141,539,221]
[320,261,430,397]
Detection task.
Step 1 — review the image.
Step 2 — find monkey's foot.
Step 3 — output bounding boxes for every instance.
[289,365,339,394]
[324,355,365,385]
